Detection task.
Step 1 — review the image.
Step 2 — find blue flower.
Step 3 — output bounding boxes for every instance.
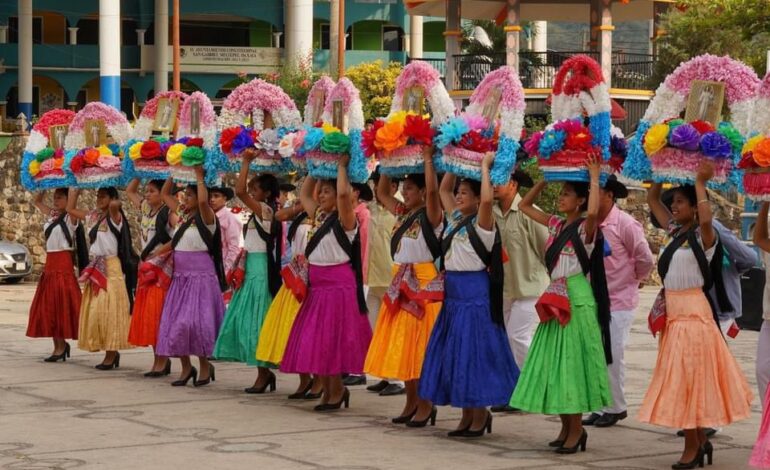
[301,127,324,154]
[700,132,733,159]
[538,129,566,158]
[231,127,255,155]
[435,118,469,149]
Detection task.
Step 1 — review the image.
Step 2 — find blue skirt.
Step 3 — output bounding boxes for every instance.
[418,270,519,408]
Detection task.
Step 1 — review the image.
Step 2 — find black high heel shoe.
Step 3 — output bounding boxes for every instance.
[703,441,713,466]
[95,352,120,370]
[391,407,417,424]
[313,388,350,411]
[461,412,493,437]
[555,429,588,454]
[671,447,705,469]
[406,407,437,428]
[548,438,566,448]
[144,359,172,378]
[448,424,471,437]
[194,365,215,387]
[171,366,197,387]
[44,343,70,363]
[244,370,276,394]
[288,379,314,399]
[303,389,324,400]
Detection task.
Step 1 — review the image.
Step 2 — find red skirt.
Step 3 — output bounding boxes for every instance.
[26,251,81,339]
[128,284,167,347]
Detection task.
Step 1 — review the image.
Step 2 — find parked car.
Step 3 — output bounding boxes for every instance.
[0,240,32,283]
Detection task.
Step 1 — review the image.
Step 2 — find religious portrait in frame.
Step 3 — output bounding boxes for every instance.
[332,99,346,132]
[189,101,201,136]
[84,119,107,147]
[684,80,726,126]
[402,86,425,114]
[153,97,180,133]
[310,88,326,124]
[481,87,502,127]
[49,124,68,150]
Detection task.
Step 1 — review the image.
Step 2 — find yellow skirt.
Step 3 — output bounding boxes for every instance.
[255,284,302,365]
[364,262,442,381]
[77,257,134,352]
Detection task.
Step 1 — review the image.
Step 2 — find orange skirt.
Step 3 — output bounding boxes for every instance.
[128,284,167,347]
[637,288,752,429]
[364,262,441,381]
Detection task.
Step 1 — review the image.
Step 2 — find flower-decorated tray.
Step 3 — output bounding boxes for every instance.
[434,66,525,184]
[301,78,372,184]
[21,109,76,190]
[63,102,132,189]
[217,79,302,174]
[526,55,613,184]
[124,91,188,180]
[739,71,770,200]
[363,61,454,177]
[623,54,760,189]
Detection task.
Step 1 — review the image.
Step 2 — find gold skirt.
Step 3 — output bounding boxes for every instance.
[77,257,134,352]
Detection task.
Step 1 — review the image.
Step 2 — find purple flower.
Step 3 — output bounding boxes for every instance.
[159,141,173,156]
[610,135,627,157]
[699,132,733,159]
[669,124,701,151]
[176,136,190,145]
[231,128,255,155]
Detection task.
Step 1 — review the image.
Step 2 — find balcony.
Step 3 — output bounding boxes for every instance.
[0,44,141,69]
[410,50,656,92]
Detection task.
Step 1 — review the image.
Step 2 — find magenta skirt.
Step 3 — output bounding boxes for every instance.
[280,263,372,375]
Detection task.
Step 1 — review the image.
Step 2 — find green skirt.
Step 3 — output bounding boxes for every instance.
[510,273,612,414]
[214,252,275,367]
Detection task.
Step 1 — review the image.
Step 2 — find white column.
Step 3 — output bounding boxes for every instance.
[272,31,283,48]
[154,0,169,93]
[409,15,423,59]
[533,21,547,52]
[18,0,32,122]
[329,0,339,77]
[285,0,313,67]
[68,26,78,45]
[599,0,613,86]
[99,0,121,109]
[445,0,461,94]
[0,25,8,44]
[136,28,146,46]
[504,0,521,70]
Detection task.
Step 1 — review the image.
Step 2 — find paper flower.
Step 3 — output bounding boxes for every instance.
[320,132,350,154]
[374,121,407,153]
[669,124,701,151]
[361,119,384,157]
[459,130,495,153]
[743,135,765,155]
[129,142,143,160]
[717,123,744,153]
[141,140,162,159]
[553,119,583,134]
[166,143,186,165]
[700,132,733,158]
[403,114,434,146]
[565,130,593,151]
[231,128,256,155]
[219,127,241,155]
[187,137,204,148]
[255,128,281,156]
[643,124,670,155]
[666,118,685,132]
[524,132,544,156]
[278,133,297,158]
[97,145,112,156]
[321,122,340,134]
[181,146,205,166]
[538,129,567,158]
[53,157,63,169]
[301,127,324,153]
[84,148,101,166]
[436,118,469,149]
[28,160,40,176]
[35,148,54,162]
[690,120,715,135]
[40,159,55,172]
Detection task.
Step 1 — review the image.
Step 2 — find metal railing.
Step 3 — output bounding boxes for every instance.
[611,52,655,90]
[407,57,447,79]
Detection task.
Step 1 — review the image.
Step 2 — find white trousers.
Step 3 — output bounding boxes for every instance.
[757,320,770,409]
[601,310,635,415]
[366,285,403,385]
[502,297,538,369]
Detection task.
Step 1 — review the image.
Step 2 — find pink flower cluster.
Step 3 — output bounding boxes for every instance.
[470,66,525,110]
[69,102,125,131]
[323,78,360,116]
[179,92,216,129]
[140,90,188,118]
[759,72,770,100]
[552,55,604,97]
[33,109,76,139]
[664,54,760,105]
[223,79,297,113]
[393,61,441,104]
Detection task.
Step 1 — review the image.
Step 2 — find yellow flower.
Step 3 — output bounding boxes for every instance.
[166,143,186,166]
[388,110,415,127]
[321,122,340,134]
[643,123,670,156]
[374,120,407,153]
[129,142,143,160]
[743,135,765,156]
[28,160,40,176]
[97,145,112,156]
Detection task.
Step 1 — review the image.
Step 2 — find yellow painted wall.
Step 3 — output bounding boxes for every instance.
[33,75,64,112]
[37,11,67,44]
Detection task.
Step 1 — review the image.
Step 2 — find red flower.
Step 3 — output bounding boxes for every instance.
[459,130,495,153]
[187,137,204,148]
[70,155,84,173]
[690,120,715,134]
[141,140,162,159]
[313,121,323,128]
[403,114,434,146]
[361,119,384,157]
[219,127,241,154]
[565,130,593,151]
[738,152,759,169]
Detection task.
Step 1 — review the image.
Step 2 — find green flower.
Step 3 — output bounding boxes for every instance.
[153,136,169,143]
[717,122,744,154]
[667,118,684,132]
[181,146,205,166]
[35,147,55,162]
[320,131,350,154]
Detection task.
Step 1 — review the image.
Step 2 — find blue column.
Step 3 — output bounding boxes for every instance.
[99,0,121,109]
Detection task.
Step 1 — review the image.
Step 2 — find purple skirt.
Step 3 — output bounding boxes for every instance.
[156,251,225,357]
[280,263,373,375]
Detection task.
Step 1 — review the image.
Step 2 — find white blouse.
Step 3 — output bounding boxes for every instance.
[545,216,595,280]
[444,212,495,272]
[88,217,120,258]
[304,211,357,266]
[392,209,444,264]
[174,222,217,252]
[291,223,311,258]
[662,233,716,291]
[140,202,171,250]
[44,213,77,253]
[243,213,272,254]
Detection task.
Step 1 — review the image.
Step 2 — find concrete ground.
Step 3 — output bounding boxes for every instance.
[0,284,761,470]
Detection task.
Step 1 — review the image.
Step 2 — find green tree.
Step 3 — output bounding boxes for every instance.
[345,60,403,122]
[652,0,770,86]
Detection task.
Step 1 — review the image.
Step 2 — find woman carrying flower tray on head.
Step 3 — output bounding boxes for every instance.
[126,177,177,377]
[214,148,284,394]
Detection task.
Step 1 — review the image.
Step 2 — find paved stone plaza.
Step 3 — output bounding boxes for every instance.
[0,283,761,470]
